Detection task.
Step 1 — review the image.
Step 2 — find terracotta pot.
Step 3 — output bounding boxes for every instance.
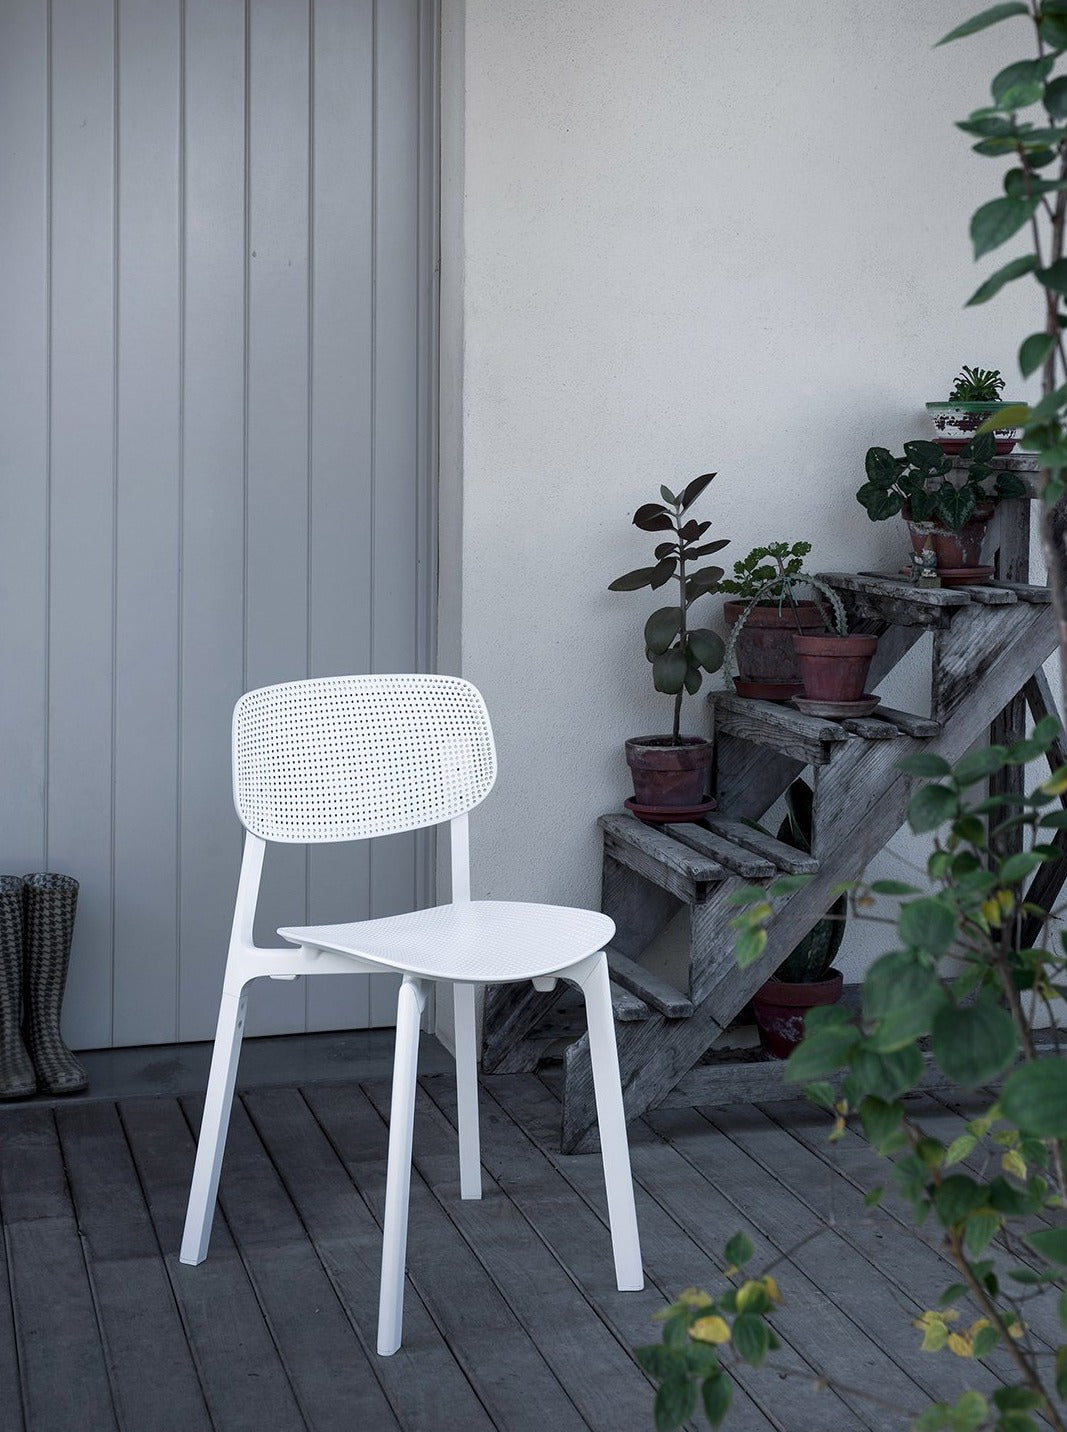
[903,501,993,571]
[724,600,826,702]
[791,634,877,704]
[752,970,844,1059]
[624,736,712,810]
[925,401,1019,456]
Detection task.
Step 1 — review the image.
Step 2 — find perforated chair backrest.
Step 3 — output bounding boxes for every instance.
[233,674,498,843]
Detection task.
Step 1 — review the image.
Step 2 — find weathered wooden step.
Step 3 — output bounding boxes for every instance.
[607,949,693,1018]
[662,821,775,878]
[712,693,852,765]
[609,978,651,1022]
[599,811,726,903]
[989,580,1052,603]
[699,814,819,874]
[870,705,940,738]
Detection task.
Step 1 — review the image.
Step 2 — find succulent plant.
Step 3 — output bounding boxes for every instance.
[947,365,1006,402]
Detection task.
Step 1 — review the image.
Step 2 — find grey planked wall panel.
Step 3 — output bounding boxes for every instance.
[1,0,437,1048]
[112,0,183,1045]
[48,0,119,1047]
[369,0,422,1025]
[305,0,376,1033]
[177,0,248,1044]
[0,0,49,878]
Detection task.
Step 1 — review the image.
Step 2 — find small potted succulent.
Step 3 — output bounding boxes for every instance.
[721,544,877,713]
[609,473,730,821]
[926,365,1021,455]
[857,430,1027,582]
[749,778,847,1058]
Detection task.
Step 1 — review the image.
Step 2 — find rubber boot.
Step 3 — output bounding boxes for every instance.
[22,873,88,1095]
[0,877,35,1099]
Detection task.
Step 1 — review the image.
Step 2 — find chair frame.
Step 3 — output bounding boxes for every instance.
[180,675,642,1355]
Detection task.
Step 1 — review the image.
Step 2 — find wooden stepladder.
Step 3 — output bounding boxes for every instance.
[482,489,1064,1152]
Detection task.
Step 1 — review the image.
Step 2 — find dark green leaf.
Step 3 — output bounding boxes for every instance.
[680,471,715,511]
[685,565,724,598]
[644,607,681,656]
[1027,1228,1067,1265]
[784,1024,860,1081]
[686,539,731,559]
[635,1344,681,1379]
[652,648,688,695]
[994,57,1056,107]
[964,1211,1000,1256]
[935,484,978,530]
[849,1043,923,1102]
[1042,10,1067,48]
[724,1232,754,1267]
[688,627,725,673]
[934,1174,987,1227]
[683,664,702,696]
[860,1096,907,1153]
[971,1323,999,1358]
[954,745,1009,785]
[1020,331,1056,378]
[1000,848,1052,882]
[932,1000,1017,1087]
[966,252,1037,305]
[994,1386,1045,1414]
[899,898,957,958]
[937,3,1028,44]
[869,879,922,895]
[970,196,1039,259]
[1046,74,1067,117]
[1001,1060,1067,1136]
[702,1372,732,1429]
[731,1314,770,1367]
[1058,1345,1067,1403]
[654,1375,696,1432]
[1039,257,1067,293]
[909,784,959,833]
[898,753,953,778]
[684,1342,721,1376]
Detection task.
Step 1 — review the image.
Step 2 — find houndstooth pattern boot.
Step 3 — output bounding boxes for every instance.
[22,873,88,1095]
[0,877,35,1099]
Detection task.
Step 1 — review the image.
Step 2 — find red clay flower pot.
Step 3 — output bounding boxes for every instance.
[724,600,826,702]
[791,634,877,704]
[752,970,844,1059]
[903,500,994,571]
[624,736,713,813]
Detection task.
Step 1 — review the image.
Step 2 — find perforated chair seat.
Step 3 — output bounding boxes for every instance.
[179,673,643,1357]
[280,901,615,983]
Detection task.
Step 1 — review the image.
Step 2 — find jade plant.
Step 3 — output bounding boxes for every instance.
[857,431,1025,530]
[948,365,1007,402]
[609,474,730,744]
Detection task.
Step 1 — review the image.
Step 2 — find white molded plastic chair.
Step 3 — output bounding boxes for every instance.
[179,673,643,1354]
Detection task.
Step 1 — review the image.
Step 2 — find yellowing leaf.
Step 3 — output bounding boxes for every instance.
[945,1134,978,1166]
[997,888,1016,917]
[676,1288,712,1308]
[948,1332,974,1358]
[761,1276,782,1305]
[981,897,1002,927]
[1041,767,1067,796]
[1002,1149,1028,1180]
[691,1315,731,1345]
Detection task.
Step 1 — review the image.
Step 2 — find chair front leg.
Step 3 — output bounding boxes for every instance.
[378,974,427,1356]
[180,987,250,1265]
[579,951,644,1291]
[452,981,482,1199]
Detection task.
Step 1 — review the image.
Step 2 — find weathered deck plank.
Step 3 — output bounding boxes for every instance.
[0,1039,1045,1432]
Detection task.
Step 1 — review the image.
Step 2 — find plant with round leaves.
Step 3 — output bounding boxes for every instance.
[720,720,1067,1432]
[948,365,1008,402]
[857,431,1026,531]
[609,473,730,744]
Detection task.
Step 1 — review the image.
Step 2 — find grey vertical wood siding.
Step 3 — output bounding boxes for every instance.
[0,0,438,1047]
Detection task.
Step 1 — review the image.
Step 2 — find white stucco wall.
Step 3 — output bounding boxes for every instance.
[444,1,1054,980]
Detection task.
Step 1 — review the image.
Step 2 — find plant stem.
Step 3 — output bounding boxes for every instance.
[674,501,687,744]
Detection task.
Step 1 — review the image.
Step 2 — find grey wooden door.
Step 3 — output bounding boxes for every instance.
[0,0,438,1046]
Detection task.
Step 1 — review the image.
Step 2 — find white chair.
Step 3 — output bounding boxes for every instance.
[179,673,643,1354]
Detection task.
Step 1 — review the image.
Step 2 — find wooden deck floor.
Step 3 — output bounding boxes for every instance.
[0,1062,1036,1431]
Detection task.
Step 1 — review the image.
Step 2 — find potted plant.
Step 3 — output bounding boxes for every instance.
[856,429,1027,582]
[749,778,846,1058]
[926,364,1021,455]
[608,473,730,821]
[720,542,844,701]
[721,545,877,713]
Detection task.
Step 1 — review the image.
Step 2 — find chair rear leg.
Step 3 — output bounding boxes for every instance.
[452,981,482,1199]
[378,975,427,1355]
[180,988,249,1265]
[580,952,644,1291]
